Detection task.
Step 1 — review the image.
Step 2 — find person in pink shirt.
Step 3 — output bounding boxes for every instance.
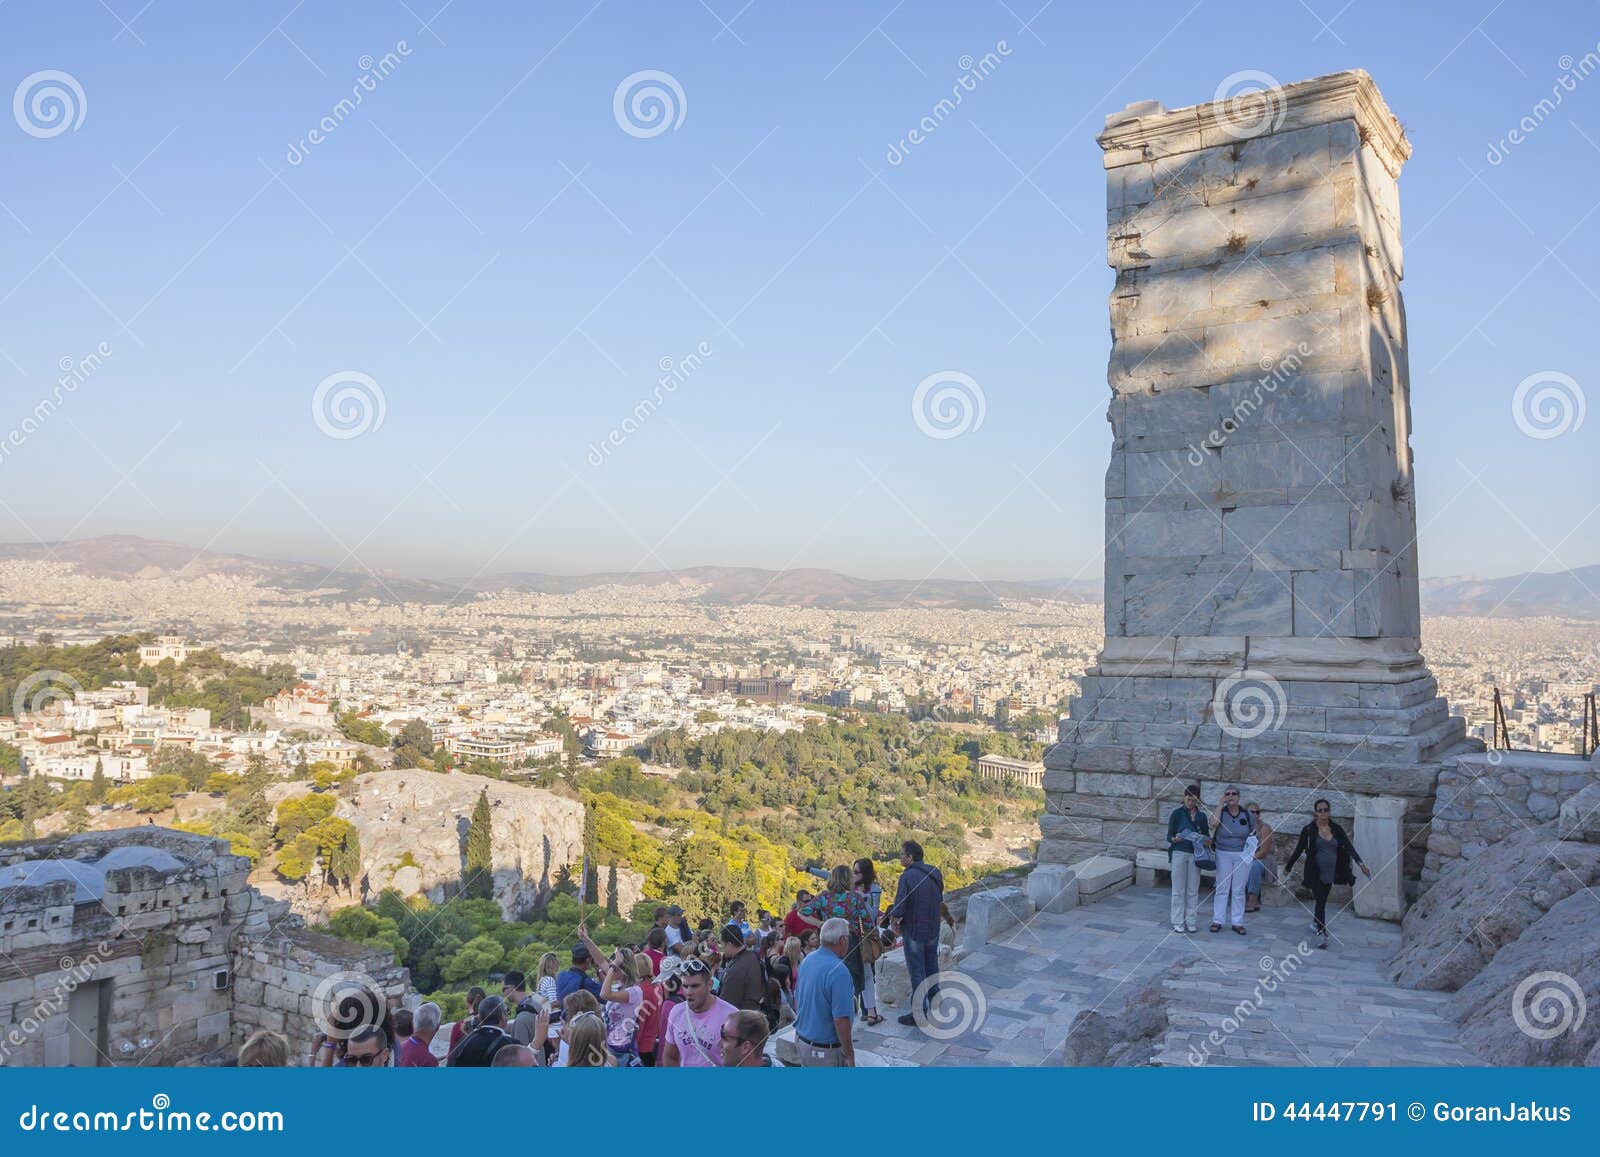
[657,959,735,1067]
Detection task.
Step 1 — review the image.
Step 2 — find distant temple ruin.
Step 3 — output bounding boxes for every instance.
[0,828,405,1067]
[1041,72,1479,909]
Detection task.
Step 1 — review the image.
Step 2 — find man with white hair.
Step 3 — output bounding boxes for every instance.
[791,916,856,1067]
[397,1001,441,1067]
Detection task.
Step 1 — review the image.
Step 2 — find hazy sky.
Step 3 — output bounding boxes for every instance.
[1,1,1596,584]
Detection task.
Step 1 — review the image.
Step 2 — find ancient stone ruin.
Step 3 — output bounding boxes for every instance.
[1041,71,1477,904]
[0,827,405,1067]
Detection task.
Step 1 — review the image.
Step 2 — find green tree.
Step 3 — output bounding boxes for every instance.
[63,798,89,834]
[336,710,391,747]
[150,746,217,791]
[464,788,493,900]
[392,719,435,769]
[605,862,620,916]
[89,763,107,803]
[740,848,760,911]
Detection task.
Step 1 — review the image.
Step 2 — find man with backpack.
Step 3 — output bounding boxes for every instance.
[447,995,513,1066]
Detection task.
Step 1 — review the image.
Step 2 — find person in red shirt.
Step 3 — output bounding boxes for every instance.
[396,1001,442,1067]
[640,927,666,980]
[782,890,814,942]
[444,986,485,1060]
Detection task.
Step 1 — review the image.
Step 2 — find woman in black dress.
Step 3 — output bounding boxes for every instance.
[1284,799,1371,948]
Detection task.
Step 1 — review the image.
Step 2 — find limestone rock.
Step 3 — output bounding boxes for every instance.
[1056,961,1188,1066]
[1558,783,1600,844]
[1389,822,1600,991]
[1450,890,1600,1066]
[336,770,643,920]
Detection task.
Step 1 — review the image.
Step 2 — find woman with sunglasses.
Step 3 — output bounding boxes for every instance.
[1284,798,1372,948]
[1209,786,1258,935]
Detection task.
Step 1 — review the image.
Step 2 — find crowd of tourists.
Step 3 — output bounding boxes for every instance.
[237,840,954,1069]
[1165,785,1372,948]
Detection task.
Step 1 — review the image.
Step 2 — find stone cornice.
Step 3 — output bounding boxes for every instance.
[1098,69,1411,178]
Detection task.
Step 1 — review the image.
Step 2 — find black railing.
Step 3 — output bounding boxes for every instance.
[1491,687,1599,757]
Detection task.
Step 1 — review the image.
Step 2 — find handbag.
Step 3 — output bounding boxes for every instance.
[1189,830,1216,871]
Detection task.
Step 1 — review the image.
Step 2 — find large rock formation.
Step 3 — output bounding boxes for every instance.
[336,770,641,919]
[1388,822,1600,992]
[1450,891,1600,1066]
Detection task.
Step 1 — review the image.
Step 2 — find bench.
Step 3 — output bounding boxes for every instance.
[1134,849,1215,888]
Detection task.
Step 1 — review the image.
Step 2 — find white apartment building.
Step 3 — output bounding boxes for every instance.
[139,636,193,665]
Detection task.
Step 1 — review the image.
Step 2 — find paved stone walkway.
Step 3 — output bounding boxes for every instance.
[857,886,1479,1067]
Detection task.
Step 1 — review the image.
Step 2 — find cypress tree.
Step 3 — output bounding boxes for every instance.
[465,788,494,899]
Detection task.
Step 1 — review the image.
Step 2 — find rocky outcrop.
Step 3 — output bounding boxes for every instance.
[1056,962,1187,1066]
[336,770,642,920]
[1388,821,1600,992]
[1450,891,1600,1066]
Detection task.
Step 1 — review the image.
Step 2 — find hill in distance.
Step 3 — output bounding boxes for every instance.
[5,536,1595,616]
[0,535,1097,610]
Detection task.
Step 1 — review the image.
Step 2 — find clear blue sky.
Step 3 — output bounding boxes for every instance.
[1,0,1596,584]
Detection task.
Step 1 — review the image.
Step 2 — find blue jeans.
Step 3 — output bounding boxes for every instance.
[903,933,940,1014]
[1247,858,1265,895]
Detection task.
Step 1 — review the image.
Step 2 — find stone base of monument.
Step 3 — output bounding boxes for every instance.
[1026,862,1078,912]
[960,886,1032,954]
[1067,854,1133,903]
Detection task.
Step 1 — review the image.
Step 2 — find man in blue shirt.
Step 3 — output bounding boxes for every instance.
[792,917,856,1067]
[554,943,602,1004]
[889,839,949,1027]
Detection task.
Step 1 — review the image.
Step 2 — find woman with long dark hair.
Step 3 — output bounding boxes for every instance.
[1284,799,1371,948]
[853,857,885,1025]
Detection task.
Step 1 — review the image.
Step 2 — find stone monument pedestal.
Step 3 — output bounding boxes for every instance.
[1041,72,1476,893]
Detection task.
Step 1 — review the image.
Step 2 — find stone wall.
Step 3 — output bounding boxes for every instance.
[232,929,410,1052]
[1422,750,1599,887]
[0,827,408,1067]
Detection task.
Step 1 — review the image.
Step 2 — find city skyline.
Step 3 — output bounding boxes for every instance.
[2,3,1597,584]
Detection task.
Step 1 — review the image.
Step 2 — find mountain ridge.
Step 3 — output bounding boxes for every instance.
[4,535,1596,616]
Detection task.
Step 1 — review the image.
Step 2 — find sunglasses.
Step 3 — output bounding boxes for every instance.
[1315,807,1331,813]
[719,1030,748,1045]
[680,959,711,975]
[345,1051,385,1066]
